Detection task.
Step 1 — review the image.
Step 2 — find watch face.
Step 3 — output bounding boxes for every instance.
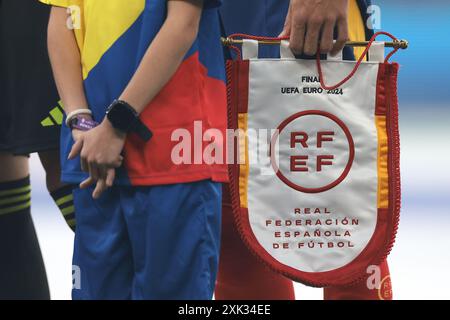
[107,102,137,132]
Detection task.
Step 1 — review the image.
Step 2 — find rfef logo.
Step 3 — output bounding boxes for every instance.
[271,110,355,193]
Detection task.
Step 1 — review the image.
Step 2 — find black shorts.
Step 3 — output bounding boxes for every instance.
[0,0,61,155]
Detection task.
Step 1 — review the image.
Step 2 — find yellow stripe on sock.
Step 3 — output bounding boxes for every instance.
[0,201,31,216]
[61,205,75,216]
[0,185,31,197]
[56,194,74,206]
[0,193,31,206]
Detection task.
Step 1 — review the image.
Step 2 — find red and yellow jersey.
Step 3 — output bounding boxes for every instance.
[40,0,228,186]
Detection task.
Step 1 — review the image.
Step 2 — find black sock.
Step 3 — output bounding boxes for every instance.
[0,176,50,300]
[50,185,76,232]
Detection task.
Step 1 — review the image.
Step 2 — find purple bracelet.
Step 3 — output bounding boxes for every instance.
[70,116,99,131]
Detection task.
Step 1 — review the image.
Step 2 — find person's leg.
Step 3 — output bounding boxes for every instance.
[0,154,29,183]
[0,153,50,299]
[215,184,295,300]
[71,186,133,300]
[324,260,393,300]
[123,180,222,300]
[39,150,76,231]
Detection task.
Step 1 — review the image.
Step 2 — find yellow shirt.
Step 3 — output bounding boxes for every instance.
[349,0,368,60]
[40,0,146,79]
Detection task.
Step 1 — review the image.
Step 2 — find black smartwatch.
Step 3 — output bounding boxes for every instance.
[106,100,153,142]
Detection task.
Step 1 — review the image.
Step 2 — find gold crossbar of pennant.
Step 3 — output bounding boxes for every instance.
[221,37,409,49]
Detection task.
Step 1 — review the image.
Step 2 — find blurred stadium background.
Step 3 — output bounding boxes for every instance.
[29,0,450,299]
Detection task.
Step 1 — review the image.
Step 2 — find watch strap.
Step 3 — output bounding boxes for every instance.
[108,100,153,142]
[133,120,153,142]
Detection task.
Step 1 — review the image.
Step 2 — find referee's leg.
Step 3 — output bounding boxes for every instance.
[0,153,50,299]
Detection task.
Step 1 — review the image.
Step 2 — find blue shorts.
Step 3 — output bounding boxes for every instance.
[72,180,222,300]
